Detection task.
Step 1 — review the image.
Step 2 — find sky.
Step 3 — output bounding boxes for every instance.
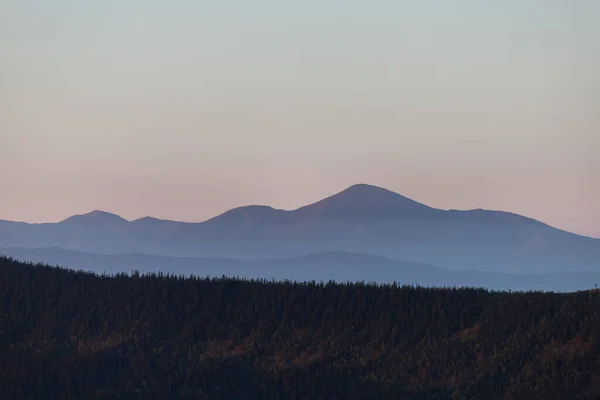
[1,1,599,237]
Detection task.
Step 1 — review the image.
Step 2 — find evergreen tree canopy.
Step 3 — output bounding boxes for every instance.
[1,256,600,399]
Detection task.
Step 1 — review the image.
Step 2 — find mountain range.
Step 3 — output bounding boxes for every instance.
[2,183,599,277]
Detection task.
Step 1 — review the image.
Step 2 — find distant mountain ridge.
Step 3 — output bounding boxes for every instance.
[0,184,556,228]
[1,183,599,274]
[2,246,600,292]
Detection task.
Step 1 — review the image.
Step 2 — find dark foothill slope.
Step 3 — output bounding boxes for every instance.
[2,256,600,399]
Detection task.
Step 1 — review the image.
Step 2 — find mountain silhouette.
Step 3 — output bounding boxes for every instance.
[292,183,438,221]
[206,205,286,225]
[1,184,599,274]
[60,210,129,227]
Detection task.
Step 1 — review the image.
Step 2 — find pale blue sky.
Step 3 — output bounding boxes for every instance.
[1,1,599,237]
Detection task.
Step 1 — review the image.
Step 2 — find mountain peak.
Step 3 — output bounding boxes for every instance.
[339,183,404,196]
[206,205,283,224]
[293,183,438,221]
[60,210,129,225]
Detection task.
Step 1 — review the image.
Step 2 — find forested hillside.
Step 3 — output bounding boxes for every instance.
[1,256,600,399]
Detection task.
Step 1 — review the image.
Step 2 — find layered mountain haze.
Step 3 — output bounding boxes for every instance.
[2,184,599,281]
[2,247,600,292]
